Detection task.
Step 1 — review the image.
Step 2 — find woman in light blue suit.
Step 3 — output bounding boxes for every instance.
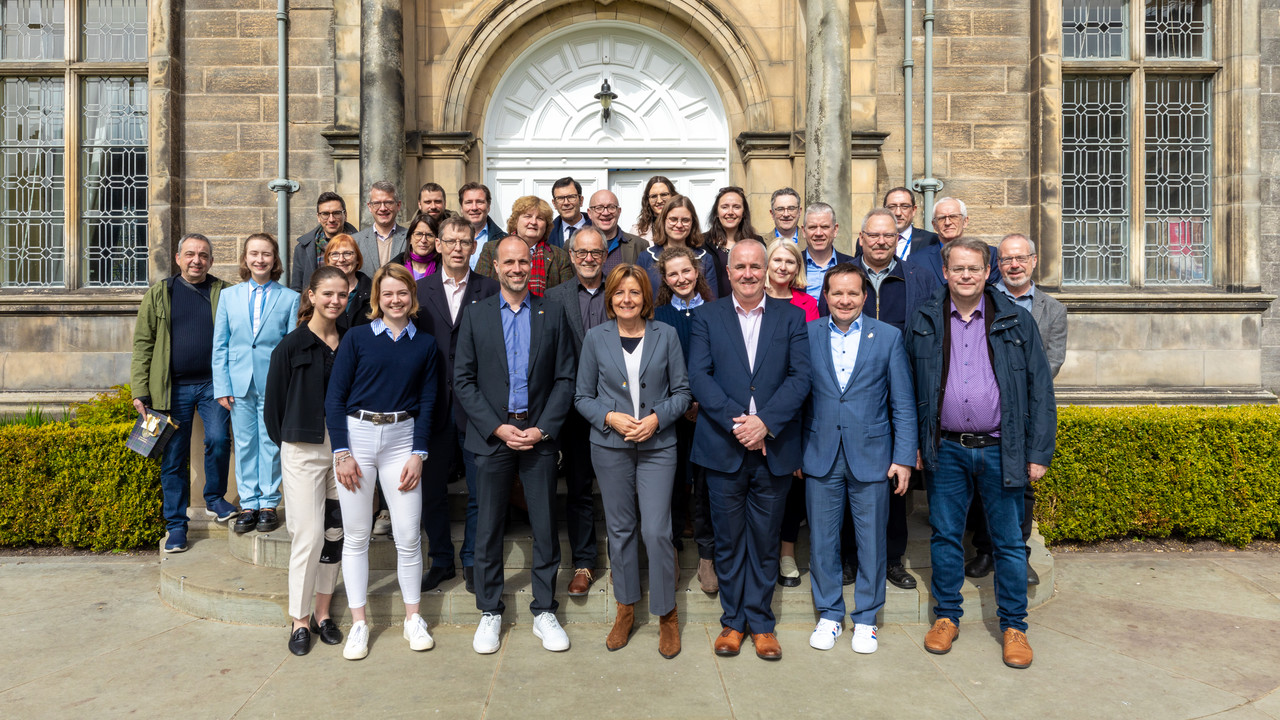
[575,264,691,659]
[214,233,301,534]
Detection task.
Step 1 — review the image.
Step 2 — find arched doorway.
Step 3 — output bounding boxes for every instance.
[483,22,730,230]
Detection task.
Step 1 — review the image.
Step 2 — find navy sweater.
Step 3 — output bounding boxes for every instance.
[324,324,438,453]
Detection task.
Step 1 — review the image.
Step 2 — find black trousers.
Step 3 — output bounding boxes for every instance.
[559,411,599,569]
[420,422,459,568]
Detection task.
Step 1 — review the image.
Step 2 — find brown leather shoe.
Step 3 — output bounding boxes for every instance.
[658,608,681,659]
[606,602,634,651]
[568,568,594,597]
[698,558,719,594]
[753,632,782,660]
[924,618,959,654]
[1002,629,1033,668]
[714,627,743,656]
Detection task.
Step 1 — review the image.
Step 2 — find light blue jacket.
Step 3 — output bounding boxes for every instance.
[213,280,300,399]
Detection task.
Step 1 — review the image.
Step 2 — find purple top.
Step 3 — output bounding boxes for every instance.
[939,295,1001,434]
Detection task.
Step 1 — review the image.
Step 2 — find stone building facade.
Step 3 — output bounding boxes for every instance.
[0,0,1274,406]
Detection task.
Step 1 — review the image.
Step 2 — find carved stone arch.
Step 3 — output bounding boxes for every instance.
[437,0,771,136]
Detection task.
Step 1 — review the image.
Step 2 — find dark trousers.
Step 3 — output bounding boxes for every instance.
[559,411,598,569]
[421,420,477,569]
[706,451,788,634]
[969,483,1036,558]
[474,426,560,616]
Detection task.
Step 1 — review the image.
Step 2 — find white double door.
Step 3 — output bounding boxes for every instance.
[489,168,725,234]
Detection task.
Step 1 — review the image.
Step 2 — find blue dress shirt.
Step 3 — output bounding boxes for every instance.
[804,251,839,301]
[828,315,862,391]
[500,294,531,413]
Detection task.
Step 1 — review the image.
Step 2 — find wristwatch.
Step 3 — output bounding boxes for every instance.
[536,428,551,442]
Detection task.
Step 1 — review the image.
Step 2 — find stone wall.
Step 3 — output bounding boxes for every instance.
[874,0,1032,245]
[177,0,341,278]
[1261,0,1280,393]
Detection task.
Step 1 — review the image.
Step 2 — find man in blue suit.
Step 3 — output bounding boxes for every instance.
[802,263,916,654]
[688,239,812,661]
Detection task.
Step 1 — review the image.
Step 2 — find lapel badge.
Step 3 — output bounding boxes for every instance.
[867,332,874,339]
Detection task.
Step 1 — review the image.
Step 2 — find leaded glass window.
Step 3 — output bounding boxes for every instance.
[1060,0,1217,287]
[0,0,147,289]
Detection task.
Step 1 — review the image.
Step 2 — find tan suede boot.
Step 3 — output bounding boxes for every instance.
[658,607,681,659]
[606,602,635,651]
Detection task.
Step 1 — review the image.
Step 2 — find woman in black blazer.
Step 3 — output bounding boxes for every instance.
[263,265,348,656]
[574,264,692,659]
[323,233,372,331]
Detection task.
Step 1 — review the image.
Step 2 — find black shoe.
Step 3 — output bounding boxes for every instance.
[312,618,343,645]
[886,563,917,589]
[965,553,994,579]
[256,508,280,533]
[463,566,475,594]
[1027,562,1040,586]
[777,571,801,588]
[233,509,258,534]
[421,563,457,592]
[288,626,312,656]
[841,560,857,586]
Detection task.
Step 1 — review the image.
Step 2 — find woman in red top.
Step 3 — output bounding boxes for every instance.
[765,238,819,321]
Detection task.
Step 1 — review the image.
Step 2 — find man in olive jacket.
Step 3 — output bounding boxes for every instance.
[130,233,235,553]
[904,237,1055,670]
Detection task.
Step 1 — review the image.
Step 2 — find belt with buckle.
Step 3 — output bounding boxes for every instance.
[349,410,412,425]
[508,411,529,420]
[941,430,1000,449]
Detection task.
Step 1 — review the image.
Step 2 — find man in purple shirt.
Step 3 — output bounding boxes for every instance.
[904,237,1057,671]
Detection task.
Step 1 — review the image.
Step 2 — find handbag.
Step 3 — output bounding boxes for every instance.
[126,408,179,460]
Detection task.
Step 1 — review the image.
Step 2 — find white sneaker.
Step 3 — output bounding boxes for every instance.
[343,620,369,660]
[532,612,570,652]
[852,624,878,654]
[473,613,502,654]
[372,510,391,536]
[809,618,843,650]
[404,613,434,651]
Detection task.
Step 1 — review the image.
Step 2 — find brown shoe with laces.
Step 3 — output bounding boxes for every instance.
[568,568,594,596]
[606,602,634,651]
[1002,629,1033,668]
[753,632,782,660]
[658,607,680,659]
[714,627,743,656]
[924,618,959,654]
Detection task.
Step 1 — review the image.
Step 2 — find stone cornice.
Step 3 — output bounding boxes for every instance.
[735,131,890,162]
[1050,292,1276,314]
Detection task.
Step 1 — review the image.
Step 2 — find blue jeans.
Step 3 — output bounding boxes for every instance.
[806,448,889,626]
[160,381,232,532]
[926,439,1028,632]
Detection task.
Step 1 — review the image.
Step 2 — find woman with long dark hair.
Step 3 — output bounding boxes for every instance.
[630,175,675,240]
[704,186,762,298]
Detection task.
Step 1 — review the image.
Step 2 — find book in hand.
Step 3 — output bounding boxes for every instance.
[127,409,179,460]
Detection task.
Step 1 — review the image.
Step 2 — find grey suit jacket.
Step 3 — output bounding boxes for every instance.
[1030,289,1068,378]
[574,319,692,451]
[543,277,599,353]
[353,224,407,274]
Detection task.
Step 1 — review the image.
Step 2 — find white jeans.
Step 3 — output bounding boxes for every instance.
[280,432,341,620]
[337,416,422,609]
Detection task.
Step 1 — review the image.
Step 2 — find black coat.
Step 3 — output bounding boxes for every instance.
[413,270,500,429]
[263,324,345,445]
[337,272,373,332]
[290,222,358,293]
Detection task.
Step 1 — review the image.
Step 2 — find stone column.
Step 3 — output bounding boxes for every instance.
[359,0,405,227]
[803,0,853,240]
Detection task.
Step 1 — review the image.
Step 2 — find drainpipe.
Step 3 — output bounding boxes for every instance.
[915,0,943,215]
[903,0,913,188]
[267,0,299,280]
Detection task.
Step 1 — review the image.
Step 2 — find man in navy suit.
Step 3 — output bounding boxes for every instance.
[413,215,499,594]
[909,196,1001,286]
[688,239,812,661]
[883,186,939,265]
[802,262,916,654]
[547,177,591,249]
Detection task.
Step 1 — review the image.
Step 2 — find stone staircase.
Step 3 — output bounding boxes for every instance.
[161,477,1055,627]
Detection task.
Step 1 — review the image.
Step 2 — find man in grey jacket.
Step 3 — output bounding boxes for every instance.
[353,181,407,272]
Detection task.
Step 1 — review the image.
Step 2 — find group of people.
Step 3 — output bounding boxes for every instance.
[130,176,1065,670]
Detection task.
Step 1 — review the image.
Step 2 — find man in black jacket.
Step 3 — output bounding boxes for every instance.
[413,215,500,594]
[290,192,358,292]
[458,182,507,271]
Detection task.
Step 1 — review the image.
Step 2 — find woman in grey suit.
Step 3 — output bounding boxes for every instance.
[575,264,692,659]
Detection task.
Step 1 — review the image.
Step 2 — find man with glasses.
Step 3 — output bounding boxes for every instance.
[911,197,1000,286]
[290,191,358,292]
[769,188,802,243]
[548,177,591,249]
[882,187,938,263]
[586,189,650,275]
[459,182,508,270]
[353,181,407,271]
[964,232,1067,585]
[905,236,1056,670]
[418,182,449,222]
[544,226,612,596]
[414,215,500,595]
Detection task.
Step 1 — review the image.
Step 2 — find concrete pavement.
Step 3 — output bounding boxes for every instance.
[3,552,1280,719]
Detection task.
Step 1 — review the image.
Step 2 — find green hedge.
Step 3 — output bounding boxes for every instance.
[0,387,163,550]
[1038,405,1280,546]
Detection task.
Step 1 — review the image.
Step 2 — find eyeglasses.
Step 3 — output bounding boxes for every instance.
[329,251,356,260]
[572,249,606,259]
[410,231,435,240]
[589,204,620,213]
[666,217,693,226]
[437,238,476,249]
[861,232,898,242]
[998,254,1035,266]
[772,205,800,214]
[885,204,915,212]
[367,200,399,208]
[947,265,986,276]
[647,191,672,202]
[934,213,965,224]
[553,194,580,203]
[318,210,345,219]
